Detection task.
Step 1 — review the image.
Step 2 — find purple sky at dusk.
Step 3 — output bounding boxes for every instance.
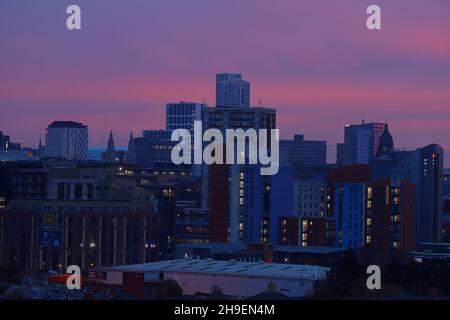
[1,0,449,165]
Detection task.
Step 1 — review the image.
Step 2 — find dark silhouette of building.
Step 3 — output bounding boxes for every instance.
[101,130,125,163]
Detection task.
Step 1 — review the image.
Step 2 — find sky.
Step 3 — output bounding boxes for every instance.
[0,0,449,166]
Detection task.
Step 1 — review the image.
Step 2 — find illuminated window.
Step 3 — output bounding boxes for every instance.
[385,186,390,205]
[367,187,373,199]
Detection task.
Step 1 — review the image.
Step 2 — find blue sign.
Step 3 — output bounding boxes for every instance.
[38,230,63,248]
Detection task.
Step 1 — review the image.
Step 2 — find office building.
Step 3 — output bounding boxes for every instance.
[132,137,175,169]
[0,162,160,273]
[143,129,172,141]
[216,73,250,108]
[0,131,10,151]
[336,143,345,166]
[371,144,444,243]
[45,121,88,160]
[165,102,206,132]
[0,131,21,151]
[280,134,327,167]
[343,122,385,165]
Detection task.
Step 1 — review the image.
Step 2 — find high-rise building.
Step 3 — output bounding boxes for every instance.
[240,164,294,244]
[332,182,366,249]
[143,129,172,141]
[293,180,327,218]
[280,134,326,167]
[0,131,10,151]
[165,101,206,132]
[45,121,88,160]
[443,169,450,200]
[0,131,20,151]
[165,102,207,176]
[343,122,386,165]
[216,73,250,108]
[326,164,371,247]
[371,144,444,243]
[205,105,277,241]
[279,217,326,247]
[365,178,416,254]
[336,143,345,166]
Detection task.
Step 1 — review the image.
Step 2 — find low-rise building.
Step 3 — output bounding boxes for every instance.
[97,258,329,298]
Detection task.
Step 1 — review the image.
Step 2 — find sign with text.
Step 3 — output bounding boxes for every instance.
[38,230,63,248]
[38,212,63,229]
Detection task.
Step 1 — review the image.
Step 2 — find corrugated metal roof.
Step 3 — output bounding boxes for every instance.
[108,259,329,280]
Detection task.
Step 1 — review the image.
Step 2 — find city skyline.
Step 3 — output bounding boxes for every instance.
[1,0,449,166]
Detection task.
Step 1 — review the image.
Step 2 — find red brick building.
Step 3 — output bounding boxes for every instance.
[366,178,416,253]
[279,217,326,247]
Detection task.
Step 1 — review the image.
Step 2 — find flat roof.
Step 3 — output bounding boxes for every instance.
[175,242,344,254]
[274,245,345,254]
[176,242,248,251]
[108,259,329,280]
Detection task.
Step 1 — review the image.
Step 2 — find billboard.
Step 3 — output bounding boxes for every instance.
[38,212,63,229]
[38,212,63,247]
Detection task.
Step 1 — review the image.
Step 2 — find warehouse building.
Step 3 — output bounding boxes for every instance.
[95,258,329,299]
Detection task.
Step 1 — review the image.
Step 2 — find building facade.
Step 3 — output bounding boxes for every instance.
[280,134,326,168]
[45,121,88,160]
[216,73,250,108]
[365,179,416,253]
[343,122,385,165]
[371,144,444,244]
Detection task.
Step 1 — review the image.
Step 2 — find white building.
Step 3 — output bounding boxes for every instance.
[100,258,329,298]
[45,121,88,160]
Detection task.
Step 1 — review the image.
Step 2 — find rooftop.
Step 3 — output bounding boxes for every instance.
[108,258,329,280]
[175,242,344,254]
[48,121,87,129]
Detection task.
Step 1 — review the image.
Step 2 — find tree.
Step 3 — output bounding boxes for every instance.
[161,279,183,299]
[210,285,224,299]
[327,250,365,298]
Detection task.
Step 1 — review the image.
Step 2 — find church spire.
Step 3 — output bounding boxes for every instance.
[107,130,115,151]
[128,132,134,150]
